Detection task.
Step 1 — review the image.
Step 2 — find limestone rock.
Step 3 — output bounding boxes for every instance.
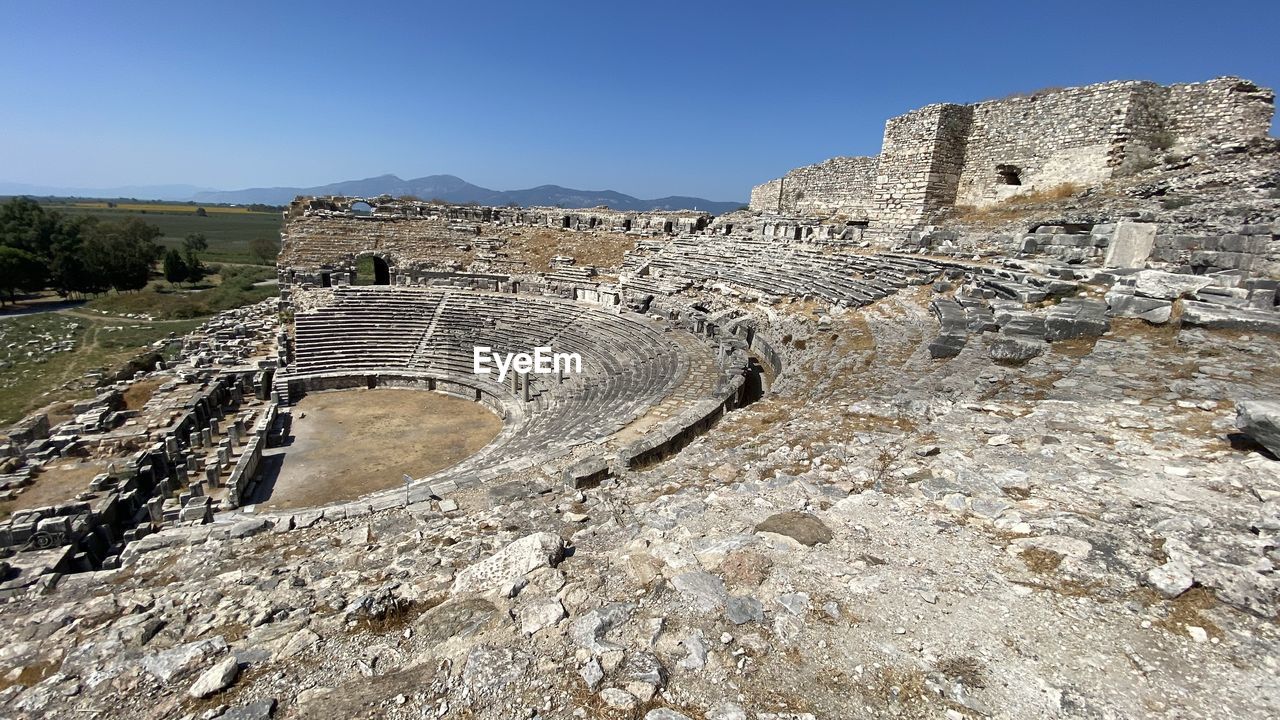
[989,335,1045,362]
[1182,301,1280,333]
[600,688,637,709]
[514,596,567,635]
[1132,270,1213,300]
[570,602,633,653]
[451,532,564,595]
[187,654,239,699]
[671,571,727,611]
[725,595,765,625]
[1143,561,1195,599]
[221,699,277,720]
[646,710,694,720]
[754,511,833,546]
[1236,401,1280,456]
[1106,291,1173,323]
[139,636,228,683]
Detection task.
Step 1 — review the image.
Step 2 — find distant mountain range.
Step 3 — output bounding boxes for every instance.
[0,175,744,214]
[0,182,216,200]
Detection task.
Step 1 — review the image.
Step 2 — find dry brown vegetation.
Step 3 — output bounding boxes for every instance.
[499,228,638,272]
[951,183,1085,224]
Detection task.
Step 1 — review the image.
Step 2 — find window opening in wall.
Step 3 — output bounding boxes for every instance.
[350,201,374,214]
[996,164,1022,185]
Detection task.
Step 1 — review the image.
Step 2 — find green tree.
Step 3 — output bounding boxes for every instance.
[183,233,208,255]
[0,246,45,304]
[47,215,100,297]
[163,248,189,285]
[185,249,205,284]
[83,217,162,292]
[0,197,57,258]
[248,236,280,265]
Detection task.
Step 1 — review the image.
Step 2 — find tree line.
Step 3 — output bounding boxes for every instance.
[0,197,209,304]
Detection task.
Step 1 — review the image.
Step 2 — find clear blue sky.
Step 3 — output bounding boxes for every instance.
[2,0,1276,201]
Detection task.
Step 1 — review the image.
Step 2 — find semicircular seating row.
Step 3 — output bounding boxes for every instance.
[623,237,1080,313]
[289,286,711,479]
[624,238,945,306]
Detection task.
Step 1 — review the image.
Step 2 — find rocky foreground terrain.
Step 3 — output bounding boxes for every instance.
[1,288,1277,720]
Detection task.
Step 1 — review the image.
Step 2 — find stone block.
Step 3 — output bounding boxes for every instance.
[1103,222,1156,269]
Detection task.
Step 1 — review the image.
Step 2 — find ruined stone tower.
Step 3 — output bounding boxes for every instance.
[750,77,1275,235]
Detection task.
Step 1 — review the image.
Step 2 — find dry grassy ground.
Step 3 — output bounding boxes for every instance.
[252,389,502,511]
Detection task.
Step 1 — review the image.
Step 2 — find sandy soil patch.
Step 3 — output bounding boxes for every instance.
[253,388,502,510]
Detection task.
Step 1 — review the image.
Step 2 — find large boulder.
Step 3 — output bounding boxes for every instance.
[1236,401,1280,456]
[187,654,240,698]
[452,532,565,596]
[928,334,966,359]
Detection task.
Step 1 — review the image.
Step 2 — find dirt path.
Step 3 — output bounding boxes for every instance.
[53,309,198,325]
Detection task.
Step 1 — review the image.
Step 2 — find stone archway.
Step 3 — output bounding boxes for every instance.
[353,254,392,285]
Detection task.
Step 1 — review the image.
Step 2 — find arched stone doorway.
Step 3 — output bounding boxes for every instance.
[354,255,392,285]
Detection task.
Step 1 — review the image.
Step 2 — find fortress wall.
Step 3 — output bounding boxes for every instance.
[766,76,1273,235]
[749,178,783,212]
[871,104,972,230]
[280,196,711,276]
[952,81,1143,207]
[748,157,878,216]
[279,215,480,270]
[1166,77,1275,148]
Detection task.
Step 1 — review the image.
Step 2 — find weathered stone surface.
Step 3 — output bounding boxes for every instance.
[139,637,228,683]
[1182,301,1280,333]
[221,699,277,720]
[452,532,564,595]
[1144,561,1195,599]
[570,602,633,653]
[671,572,727,611]
[1044,299,1110,341]
[1106,291,1173,323]
[1236,401,1280,456]
[461,646,529,694]
[187,654,239,698]
[928,334,967,359]
[754,512,833,546]
[725,595,765,625]
[1132,270,1214,300]
[1103,222,1156,268]
[646,710,694,720]
[988,334,1045,362]
[514,596,567,635]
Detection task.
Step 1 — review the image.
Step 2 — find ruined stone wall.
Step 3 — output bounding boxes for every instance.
[279,196,710,279]
[1166,77,1276,148]
[871,104,973,231]
[748,157,878,217]
[762,76,1274,235]
[749,179,783,213]
[952,81,1148,208]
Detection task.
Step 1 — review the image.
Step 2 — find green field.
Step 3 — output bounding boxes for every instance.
[84,264,278,319]
[40,201,282,265]
[0,312,202,424]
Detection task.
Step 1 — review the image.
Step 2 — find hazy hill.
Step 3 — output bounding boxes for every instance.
[192,174,743,213]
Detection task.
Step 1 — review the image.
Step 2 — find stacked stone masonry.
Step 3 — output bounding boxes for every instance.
[749,77,1275,234]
